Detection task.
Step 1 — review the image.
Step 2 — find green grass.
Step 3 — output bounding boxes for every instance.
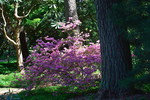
[18,86,98,100]
[0,60,21,87]
[0,72,21,88]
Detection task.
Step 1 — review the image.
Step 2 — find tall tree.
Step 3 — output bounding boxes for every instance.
[64,0,80,36]
[0,1,35,70]
[95,0,132,98]
[0,0,65,65]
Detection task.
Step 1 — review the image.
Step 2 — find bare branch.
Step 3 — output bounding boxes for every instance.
[14,2,35,19]
[0,7,17,45]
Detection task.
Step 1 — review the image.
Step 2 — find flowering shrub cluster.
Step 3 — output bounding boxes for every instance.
[18,36,101,90]
[58,17,81,32]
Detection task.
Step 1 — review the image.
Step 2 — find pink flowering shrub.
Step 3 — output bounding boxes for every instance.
[18,36,101,90]
[58,17,81,32]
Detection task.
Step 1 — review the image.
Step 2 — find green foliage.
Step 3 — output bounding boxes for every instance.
[26,18,41,28]
[0,41,16,61]
[113,0,150,91]
[23,0,65,46]
[136,83,150,93]
[0,0,7,4]
[0,0,66,55]
[126,0,150,86]
[1,0,99,57]
[77,0,98,42]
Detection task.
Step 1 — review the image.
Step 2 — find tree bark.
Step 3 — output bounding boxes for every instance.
[64,0,80,36]
[15,44,23,70]
[95,0,132,98]
[15,25,24,71]
[20,31,29,60]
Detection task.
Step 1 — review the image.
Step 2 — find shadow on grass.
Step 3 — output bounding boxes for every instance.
[0,62,17,74]
[18,86,99,100]
[19,87,77,100]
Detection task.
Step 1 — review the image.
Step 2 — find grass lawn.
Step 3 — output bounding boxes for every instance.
[0,60,22,88]
[18,86,98,100]
[0,72,21,88]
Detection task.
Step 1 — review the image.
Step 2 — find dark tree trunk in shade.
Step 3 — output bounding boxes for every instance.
[95,0,132,98]
[64,0,80,36]
[20,31,29,60]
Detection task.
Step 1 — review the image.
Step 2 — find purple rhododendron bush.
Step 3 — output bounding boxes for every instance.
[16,18,101,90]
[17,36,101,90]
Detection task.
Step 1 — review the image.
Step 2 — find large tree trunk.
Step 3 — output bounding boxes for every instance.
[64,0,80,36]
[20,31,29,60]
[95,0,132,98]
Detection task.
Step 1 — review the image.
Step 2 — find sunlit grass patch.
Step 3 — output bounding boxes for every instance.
[0,73,21,88]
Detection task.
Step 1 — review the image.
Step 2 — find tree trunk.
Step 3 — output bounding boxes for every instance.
[95,0,132,98]
[64,0,80,36]
[15,26,24,71]
[20,31,29,60]
[1,2,31,71]
[15,44,23,71]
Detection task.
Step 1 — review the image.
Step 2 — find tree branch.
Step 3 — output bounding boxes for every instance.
[14,2,35,19]
[0,7,17,45]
